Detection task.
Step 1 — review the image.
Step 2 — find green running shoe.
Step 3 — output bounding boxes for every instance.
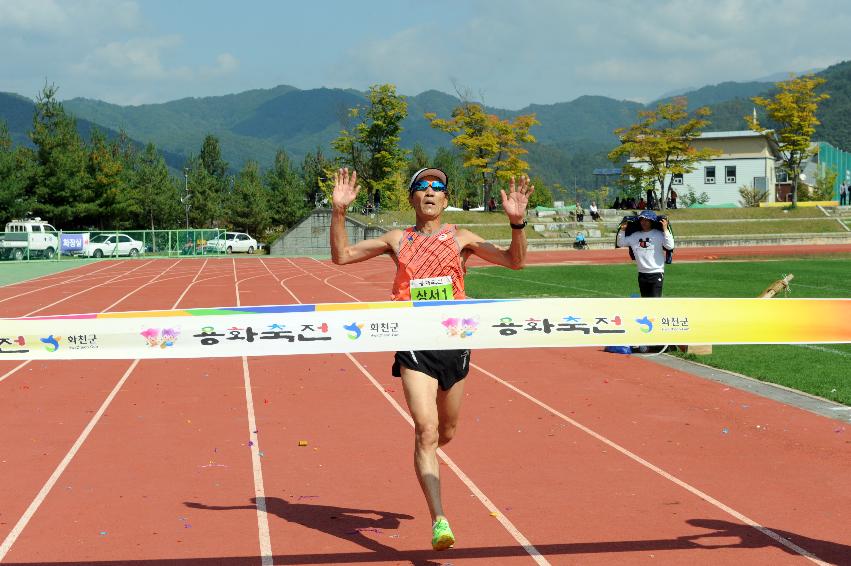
[431,518,455,550]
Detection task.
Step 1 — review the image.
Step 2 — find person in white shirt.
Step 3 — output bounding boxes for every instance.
[589,201,600,221]
[616,210,675,297]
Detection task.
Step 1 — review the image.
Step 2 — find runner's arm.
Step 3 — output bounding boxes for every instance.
[330,209,395,264]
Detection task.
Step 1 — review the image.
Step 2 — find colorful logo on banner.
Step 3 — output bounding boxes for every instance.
[141,328,180,349]
[344,322,363,340]
[442,317,478,338]
[636,316,654,333]
[39,335,61,352]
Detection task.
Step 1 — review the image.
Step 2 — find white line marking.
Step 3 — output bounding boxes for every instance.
[0,259,203,560]
[102,260,183,312]
[471,362,831,565]
[0,361,30,384]
[0,359,140,561]
[345,353,549,565]
[795,344,851,358]
[242,356,273,565]
[0,261,121,303]
[280,257,547,563]
[470,270,621,297]
[233,258,274,564]
[24,260,156,316]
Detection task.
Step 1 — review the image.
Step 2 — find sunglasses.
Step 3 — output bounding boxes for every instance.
[411,180,447,192]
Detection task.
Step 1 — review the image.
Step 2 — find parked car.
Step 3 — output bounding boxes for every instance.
[0,218,59,260]
[206,232,259,254]
[82,234,145,258]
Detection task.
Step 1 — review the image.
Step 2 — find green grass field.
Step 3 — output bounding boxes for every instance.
[465,258,851,405]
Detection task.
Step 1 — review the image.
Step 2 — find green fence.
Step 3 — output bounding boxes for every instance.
[0,228,230,261]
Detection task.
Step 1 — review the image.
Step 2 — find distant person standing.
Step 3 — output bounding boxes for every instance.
[668,188,678,209]
[617,210,675,297]
[841,182,848,206]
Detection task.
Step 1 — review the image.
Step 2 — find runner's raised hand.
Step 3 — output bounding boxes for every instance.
[332,168,360,211]
[501,175,534,223]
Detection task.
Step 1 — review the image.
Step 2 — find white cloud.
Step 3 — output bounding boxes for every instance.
[200,53,240,79]
[0,0,139,35]
[72,35,188,80]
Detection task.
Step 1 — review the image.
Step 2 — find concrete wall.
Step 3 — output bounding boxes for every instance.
[270,209,385,257]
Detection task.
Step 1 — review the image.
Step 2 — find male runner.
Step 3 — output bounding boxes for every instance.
[330,167,533,550]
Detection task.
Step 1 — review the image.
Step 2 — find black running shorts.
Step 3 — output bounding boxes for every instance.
[392,349,471,391]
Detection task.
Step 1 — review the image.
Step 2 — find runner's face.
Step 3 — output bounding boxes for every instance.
[409,175,448,216]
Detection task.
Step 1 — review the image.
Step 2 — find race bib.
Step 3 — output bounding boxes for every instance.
[410,276,454,301]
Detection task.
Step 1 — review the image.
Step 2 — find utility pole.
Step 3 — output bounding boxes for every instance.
[183,168,190,230]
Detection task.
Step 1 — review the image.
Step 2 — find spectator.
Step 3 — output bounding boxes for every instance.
[574,201,585,222]
[637,197,646,209]
[841,183,848,206]
[612,196,622,210]
[589,201,600,221]
[616,210,674,297]
[462,197,470,211]
[488,196,496,212]
[668,188,678,209]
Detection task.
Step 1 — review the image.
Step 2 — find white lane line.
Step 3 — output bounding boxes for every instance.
[0,259,203,560]
[282,257,548,564]
[24,260,156,316]
[0,359,140,561]
[0,261,122,303]
[102,259,183,312]
[0,361,30,384]
[233,258,274,565]
[345,353,549,565]
[471,362,831,566]
[242,356,273,566]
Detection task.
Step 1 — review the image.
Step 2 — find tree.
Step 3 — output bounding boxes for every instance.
[302,146,333,207]
[227,160,270,237]
[134,143,181,231]
[746,74,829,207]
[0,122,36,220]
[809,163,838,201]
[609,97,719,211]
[432,146,478,208]
[29,84,92,228]
[332,84,409,208]
[426,101,538,208]
[86,128,129,228]
[265,149,310,228]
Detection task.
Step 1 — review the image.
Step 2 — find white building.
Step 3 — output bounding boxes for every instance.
[629,130,784,206]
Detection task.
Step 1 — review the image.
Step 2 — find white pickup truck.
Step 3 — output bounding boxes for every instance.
[0,218,60,260]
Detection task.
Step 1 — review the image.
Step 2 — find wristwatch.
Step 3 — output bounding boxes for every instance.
[510,220,527,229]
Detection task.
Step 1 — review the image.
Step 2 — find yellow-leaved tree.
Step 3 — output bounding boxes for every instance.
[426,101,538,208]
[746,74,829,208]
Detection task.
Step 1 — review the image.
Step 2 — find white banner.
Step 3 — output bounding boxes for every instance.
[0,298,849,360]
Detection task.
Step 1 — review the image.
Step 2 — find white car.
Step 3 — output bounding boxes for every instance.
[83,234,145,258]
[206,232,258,254]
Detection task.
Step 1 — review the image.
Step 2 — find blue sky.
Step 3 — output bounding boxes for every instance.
[1,0,849,109]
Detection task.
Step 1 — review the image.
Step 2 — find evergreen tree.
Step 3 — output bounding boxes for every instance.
[302,146,333,207]
[135,143,181,231]
[0,122,36,220]
[86,128,130,228]
[29,84,92,228]
[265,149,310,228]
[228,160,270,237]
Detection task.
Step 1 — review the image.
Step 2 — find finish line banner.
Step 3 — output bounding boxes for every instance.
[1,298,849,361]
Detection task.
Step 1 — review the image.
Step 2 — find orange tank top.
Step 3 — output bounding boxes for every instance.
[391,224,467,301]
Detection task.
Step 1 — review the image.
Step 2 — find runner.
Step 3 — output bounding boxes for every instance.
[330,166,533,550]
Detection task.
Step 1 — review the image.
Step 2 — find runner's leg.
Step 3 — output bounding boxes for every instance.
[401,367,444,522]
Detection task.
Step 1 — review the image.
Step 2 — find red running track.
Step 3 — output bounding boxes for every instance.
[0,256,848,566]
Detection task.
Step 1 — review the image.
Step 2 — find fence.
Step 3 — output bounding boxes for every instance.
[0,229,230,261]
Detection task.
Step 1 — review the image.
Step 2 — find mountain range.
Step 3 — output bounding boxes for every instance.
[3,60,850,187]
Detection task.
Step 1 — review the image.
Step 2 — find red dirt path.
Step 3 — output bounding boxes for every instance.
[0,252,848,566]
